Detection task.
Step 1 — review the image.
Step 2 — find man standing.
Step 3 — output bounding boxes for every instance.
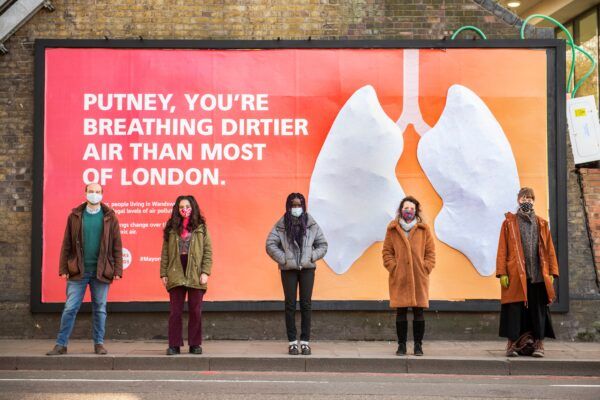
[496,187,559,358]
[47,183,123,355]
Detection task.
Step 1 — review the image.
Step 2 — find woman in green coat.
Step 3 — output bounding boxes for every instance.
[160,195,212,356]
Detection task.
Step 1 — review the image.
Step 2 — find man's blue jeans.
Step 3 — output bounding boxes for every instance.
[56,271,109,346]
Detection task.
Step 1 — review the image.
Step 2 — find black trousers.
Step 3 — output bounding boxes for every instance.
[281,268,315,342]
[499,281,556,341]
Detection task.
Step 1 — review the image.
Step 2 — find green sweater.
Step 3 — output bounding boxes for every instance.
[83,208,104,273]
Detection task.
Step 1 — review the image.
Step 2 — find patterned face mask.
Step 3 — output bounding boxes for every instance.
[519,202,533,213]
[401,210,416,222]
[179,207,192,218]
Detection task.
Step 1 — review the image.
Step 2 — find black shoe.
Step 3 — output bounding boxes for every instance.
[395,343,407,356]
[414,342,424,356]
[288,344,299,355]
[301,344,311,355]
[46,345,67,356]
[166,346,180,356]
[189,345,203,354]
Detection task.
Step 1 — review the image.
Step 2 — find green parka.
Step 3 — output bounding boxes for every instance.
[160,225,212,291]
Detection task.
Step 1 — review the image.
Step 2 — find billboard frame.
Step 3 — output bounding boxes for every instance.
[31,39,568,313]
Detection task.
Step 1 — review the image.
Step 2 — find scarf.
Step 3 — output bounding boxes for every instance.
[291,216,304,247]
[517,209,542,283]
[181,217,191,239]
[399,218,417,233]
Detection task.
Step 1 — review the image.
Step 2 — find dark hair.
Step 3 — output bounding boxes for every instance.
[396,195,423,223]
[84,183,103,193]
[163,195,206,241]
[284,192,308,243]
[518,187,535,200]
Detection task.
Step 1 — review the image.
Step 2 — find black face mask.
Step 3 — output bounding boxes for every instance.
[519,202,534,213]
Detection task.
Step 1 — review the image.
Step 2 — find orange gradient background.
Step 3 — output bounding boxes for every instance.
[42,48,548,303]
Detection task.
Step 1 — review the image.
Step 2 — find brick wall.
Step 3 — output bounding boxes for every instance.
[578,168,600,290]
[1,0,598,341]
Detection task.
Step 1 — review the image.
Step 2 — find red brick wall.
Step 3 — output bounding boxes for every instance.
[578,168,600,289]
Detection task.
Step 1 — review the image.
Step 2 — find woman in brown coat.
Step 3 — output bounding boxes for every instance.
[382,196,435,356]
[496,187,559,358]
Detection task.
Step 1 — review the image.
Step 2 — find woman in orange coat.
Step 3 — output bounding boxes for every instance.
[496,187,559,358]
[382,196,435,356]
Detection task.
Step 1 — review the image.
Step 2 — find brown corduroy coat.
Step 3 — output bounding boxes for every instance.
[495,212,559,305]
[382,220,436,308]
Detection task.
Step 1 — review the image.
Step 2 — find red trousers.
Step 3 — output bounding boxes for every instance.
[168,285,205,347]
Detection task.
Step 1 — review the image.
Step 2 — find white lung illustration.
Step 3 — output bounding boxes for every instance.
[417,84,520,276]
[308,85,405,275]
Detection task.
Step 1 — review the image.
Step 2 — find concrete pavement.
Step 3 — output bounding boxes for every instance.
[0,340,598,376]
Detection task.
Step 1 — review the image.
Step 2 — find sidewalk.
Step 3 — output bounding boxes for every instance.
[1,340,598,376]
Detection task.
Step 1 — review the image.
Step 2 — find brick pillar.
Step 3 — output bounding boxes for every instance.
[578,167,600,289]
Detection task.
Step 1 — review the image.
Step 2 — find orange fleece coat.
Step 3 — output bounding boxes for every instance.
[382,220,436,308]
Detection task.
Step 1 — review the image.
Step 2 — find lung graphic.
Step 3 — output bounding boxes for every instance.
[309,50,520,277]
[308,85,406,275]
[417,84,520,276]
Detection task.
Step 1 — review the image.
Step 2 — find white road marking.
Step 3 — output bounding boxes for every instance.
[0,378,329,384]
[550,385,600,388]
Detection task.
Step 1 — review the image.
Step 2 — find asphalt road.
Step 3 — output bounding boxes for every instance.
[0,370,599,400]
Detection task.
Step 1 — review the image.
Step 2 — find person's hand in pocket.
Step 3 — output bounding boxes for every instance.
[200,273,209,285]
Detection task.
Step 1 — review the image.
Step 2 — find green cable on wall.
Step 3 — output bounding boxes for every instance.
[450,26,488,40]
[520,14,597,98]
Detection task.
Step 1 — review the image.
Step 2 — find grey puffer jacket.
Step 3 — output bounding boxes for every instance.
[265,214,328,270]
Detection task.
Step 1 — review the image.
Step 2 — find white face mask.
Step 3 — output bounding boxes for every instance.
[86,192,103,205]
[291,207,303,217]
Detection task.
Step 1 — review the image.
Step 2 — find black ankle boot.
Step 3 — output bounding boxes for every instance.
[396,320,408,355]
[166,346,180,356]
[414,342,423,356]
[413,320,425,356]
[396,342,407,356]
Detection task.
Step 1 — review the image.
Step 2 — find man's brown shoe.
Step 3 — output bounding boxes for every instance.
[505,340,518,357]
[532,340,545,358]
[94,344,108,355]
[46,345,67,356]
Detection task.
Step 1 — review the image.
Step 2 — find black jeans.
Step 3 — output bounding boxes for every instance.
[281,268,315,342]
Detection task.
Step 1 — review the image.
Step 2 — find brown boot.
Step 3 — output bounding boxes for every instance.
[94,344,108,355]
[46,345,67,356]
[532,340,545,358]
[505,340,518,357]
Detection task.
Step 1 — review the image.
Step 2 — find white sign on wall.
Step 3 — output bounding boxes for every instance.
[567,95,600,165]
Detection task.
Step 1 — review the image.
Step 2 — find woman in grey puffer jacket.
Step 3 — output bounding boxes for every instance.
[266,193,327,356]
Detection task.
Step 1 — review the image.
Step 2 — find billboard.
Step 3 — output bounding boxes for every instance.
[31,40,567,312]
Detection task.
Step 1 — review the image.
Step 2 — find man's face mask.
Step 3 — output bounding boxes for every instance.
[86,192,102,205]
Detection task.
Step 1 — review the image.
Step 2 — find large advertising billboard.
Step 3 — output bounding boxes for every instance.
[32,40,567,312]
